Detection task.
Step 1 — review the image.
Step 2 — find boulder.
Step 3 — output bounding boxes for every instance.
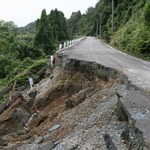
[12,108,30,129]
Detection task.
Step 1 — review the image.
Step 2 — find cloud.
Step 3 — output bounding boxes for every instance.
[0,0,98,27]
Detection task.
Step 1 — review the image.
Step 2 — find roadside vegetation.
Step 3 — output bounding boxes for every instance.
[1,0,150,102]
[67,0,150,60]
[0,9,68,102]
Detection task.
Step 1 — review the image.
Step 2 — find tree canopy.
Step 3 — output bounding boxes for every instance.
[49,9,68,42]
[34,9,68,54]
[0,8,68,83]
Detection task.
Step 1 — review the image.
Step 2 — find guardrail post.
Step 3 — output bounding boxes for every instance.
[50,55,54,66]
[59,44,62,50]
[29,78,34,90]
[67,41,70,47]
[65,41,67,47]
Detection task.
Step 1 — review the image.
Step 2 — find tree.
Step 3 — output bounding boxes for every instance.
[67,11,82,37]
[34,9,54,55]
[49,9,68,42]
[0,21,17,43]
[76,15,87,35]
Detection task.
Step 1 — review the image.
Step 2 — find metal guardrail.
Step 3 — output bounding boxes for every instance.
[58,36,86,53]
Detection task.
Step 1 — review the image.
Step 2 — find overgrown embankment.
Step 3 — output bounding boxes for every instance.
[69,0,150,60]
[110,0,150,60]
[98,0,150,60]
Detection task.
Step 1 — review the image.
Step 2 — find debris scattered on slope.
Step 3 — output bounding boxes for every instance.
[0,59,146,149]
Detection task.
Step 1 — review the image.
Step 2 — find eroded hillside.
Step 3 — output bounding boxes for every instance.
[0,58,145,150]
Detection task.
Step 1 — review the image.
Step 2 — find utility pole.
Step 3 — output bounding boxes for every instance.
[99,12,102,38]
[112,0,114,31]
[96,19,99,36]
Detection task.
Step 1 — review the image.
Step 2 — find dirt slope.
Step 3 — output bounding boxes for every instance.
[0,59,145,150]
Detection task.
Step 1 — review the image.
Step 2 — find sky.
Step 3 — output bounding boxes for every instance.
[0,0,98,27]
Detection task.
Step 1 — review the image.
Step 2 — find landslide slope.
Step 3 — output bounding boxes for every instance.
[0,59,145,150]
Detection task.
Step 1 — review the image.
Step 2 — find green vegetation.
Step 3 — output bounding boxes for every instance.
[1,0,150,103]
[0,9,68,103]
[67,0,150,60]
[110,0,150,59]
[34,9,68,54]
[67,8,96,37]
[49,9,68,42]
[35,9,54,55]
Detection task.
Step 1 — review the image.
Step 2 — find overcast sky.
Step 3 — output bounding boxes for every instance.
[0,0,98,27]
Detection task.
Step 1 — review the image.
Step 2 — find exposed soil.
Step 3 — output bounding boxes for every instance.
[0,59,145,150]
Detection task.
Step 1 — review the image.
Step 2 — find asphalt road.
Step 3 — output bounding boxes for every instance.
[62,37,150,90]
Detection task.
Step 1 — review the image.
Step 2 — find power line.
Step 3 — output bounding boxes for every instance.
[0,61,49,114]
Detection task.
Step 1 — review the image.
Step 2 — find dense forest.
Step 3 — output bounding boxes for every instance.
[0,0,150,102]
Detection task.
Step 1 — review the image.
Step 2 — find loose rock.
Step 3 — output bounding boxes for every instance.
[48,124,61,133]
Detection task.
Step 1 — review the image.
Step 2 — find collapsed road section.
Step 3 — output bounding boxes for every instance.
[0,55,149,149]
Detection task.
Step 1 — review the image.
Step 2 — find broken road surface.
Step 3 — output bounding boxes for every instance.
[62,37,150,91]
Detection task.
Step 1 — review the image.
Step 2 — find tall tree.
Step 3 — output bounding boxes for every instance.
[34,9,54,55]
[49,9,68,42]
[67,11,82,38]
[0,21,19,78]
